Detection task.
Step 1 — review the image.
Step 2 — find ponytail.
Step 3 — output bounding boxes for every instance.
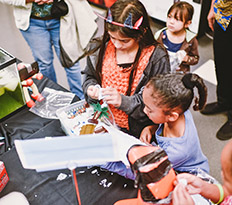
[181,73,207,111]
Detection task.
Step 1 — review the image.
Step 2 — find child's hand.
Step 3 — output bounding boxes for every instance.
[101,87,122,108]
[87,85,100,100]
[172,183,194,205]
[176,50,186,64]
[140,125,156,144]
[176,173,203,195]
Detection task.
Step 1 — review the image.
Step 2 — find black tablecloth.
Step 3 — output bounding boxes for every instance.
[0,77,137,205]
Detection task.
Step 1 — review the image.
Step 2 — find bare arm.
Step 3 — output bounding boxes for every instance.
[140,125,158,145]
[207,0,216,31]
[176,173,226,204]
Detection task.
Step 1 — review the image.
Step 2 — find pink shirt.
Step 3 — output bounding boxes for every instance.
[221,196,232,205]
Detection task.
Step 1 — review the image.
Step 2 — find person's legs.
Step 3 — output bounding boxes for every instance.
[215,22,232,140]
[20,18,58,83]
[201,22,232,115]
[50,23,84,99]
[204,21,232,140]
[217,110,232,140]
[65,62,84,99]
[214,22,232,108]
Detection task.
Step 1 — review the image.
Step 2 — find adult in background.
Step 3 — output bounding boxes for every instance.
[0,0,97,99]
[200,0,232,140]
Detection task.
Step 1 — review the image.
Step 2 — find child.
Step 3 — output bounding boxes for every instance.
[173,139,232,205]
[141,73,209,174]
[102,73,209,181]
[154,1,199,73]
[82,0,170,138]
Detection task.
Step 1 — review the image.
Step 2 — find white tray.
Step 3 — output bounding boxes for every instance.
[56,100,95,136]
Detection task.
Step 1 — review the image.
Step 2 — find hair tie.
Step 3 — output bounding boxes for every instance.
[181,73,195,89]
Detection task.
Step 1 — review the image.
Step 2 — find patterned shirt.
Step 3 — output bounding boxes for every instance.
[221,196,232,205]
[31,2,53,18]
[101,40,155,129]
[214,0,232,30]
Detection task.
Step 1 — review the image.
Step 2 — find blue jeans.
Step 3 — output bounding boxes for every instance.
[20,18,84,99]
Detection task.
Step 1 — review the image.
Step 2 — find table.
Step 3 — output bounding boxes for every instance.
[0,77,137,205]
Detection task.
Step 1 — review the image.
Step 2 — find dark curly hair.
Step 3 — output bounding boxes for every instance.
[145,73,207,115]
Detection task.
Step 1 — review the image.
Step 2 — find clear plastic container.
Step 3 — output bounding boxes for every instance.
[0,48,25,120]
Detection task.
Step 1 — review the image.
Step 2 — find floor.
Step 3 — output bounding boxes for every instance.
[0,3,229,183]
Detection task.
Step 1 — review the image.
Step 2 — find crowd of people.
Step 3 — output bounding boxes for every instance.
[84,0,232,204]
[1,0,231,204]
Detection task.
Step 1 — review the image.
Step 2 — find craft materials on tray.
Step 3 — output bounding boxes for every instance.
[56,100,115,136]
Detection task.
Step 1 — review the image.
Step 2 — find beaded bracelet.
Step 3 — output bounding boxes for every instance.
[215,184,224,204]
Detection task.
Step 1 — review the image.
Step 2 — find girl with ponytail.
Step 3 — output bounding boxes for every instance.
[141,73,209,174]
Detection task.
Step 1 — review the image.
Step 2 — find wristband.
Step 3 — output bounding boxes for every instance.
[215,184,224,204]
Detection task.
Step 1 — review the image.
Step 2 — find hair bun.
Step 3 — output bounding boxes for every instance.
[181,73,195,89]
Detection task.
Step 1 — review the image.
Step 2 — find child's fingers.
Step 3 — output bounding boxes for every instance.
[87,86,99,99]
[139,134,151,144]
[177,173,195,183]
[173,184,194,205]
[101,87,117,96]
